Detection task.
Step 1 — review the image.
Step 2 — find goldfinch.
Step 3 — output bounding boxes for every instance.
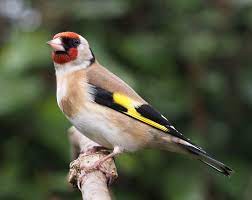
[47,32,233,176]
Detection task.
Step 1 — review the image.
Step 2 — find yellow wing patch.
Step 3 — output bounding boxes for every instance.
[113,93,169,132]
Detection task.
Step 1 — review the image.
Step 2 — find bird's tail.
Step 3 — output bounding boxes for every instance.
[154,134,233,176]
[180,143,233,176]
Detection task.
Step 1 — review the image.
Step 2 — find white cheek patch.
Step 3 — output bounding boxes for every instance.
[77,44,93,62]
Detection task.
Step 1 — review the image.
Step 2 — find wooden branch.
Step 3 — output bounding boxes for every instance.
[68,127,118,200]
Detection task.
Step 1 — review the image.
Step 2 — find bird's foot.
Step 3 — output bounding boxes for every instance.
[77,158,116,188]
[72,146,120,189]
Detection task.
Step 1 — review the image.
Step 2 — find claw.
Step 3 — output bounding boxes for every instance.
[77,171,86,190]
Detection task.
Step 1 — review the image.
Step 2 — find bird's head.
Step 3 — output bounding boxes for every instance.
[47,32,94,67]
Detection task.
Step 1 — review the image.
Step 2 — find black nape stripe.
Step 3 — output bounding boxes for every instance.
[89,48,95,65]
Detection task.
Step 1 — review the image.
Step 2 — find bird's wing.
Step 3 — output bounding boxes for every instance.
[87,85,233,177]
[86,62,194,143]
[86,62,146,103]
[86,63,233,177]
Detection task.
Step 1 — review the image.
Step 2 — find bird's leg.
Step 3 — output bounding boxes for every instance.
[92,146,122,169]
[78,146,122,188]
[80,146,110,155]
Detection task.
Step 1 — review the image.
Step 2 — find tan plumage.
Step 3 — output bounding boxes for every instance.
[48,32,233,176]
[57,61,162,151]
[86,61,145,103]
[56,69,86,117]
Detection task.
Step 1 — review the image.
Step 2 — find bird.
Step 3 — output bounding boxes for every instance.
[47,31,233,177]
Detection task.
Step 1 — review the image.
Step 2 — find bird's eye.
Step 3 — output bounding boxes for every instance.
[72,39,80,46]
[62,37,81,49]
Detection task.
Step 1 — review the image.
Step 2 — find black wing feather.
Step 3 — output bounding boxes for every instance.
[136,104,195,143]
[93,86,127,112]
[91,85,195,144]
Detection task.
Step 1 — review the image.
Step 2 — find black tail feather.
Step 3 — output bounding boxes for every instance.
[181,144,233,176]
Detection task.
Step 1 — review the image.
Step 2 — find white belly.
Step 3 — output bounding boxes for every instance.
[70,109,115,149]
[69,103,142,151]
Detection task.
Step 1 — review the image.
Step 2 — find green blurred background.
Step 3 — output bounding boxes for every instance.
[0,0,251,199]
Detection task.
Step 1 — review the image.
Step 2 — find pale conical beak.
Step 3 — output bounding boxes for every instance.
[47,38,65,51]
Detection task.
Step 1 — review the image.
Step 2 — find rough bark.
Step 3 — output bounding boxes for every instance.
[68,127,118,200]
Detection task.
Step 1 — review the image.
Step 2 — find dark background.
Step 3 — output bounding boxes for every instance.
[0,0,251,199]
